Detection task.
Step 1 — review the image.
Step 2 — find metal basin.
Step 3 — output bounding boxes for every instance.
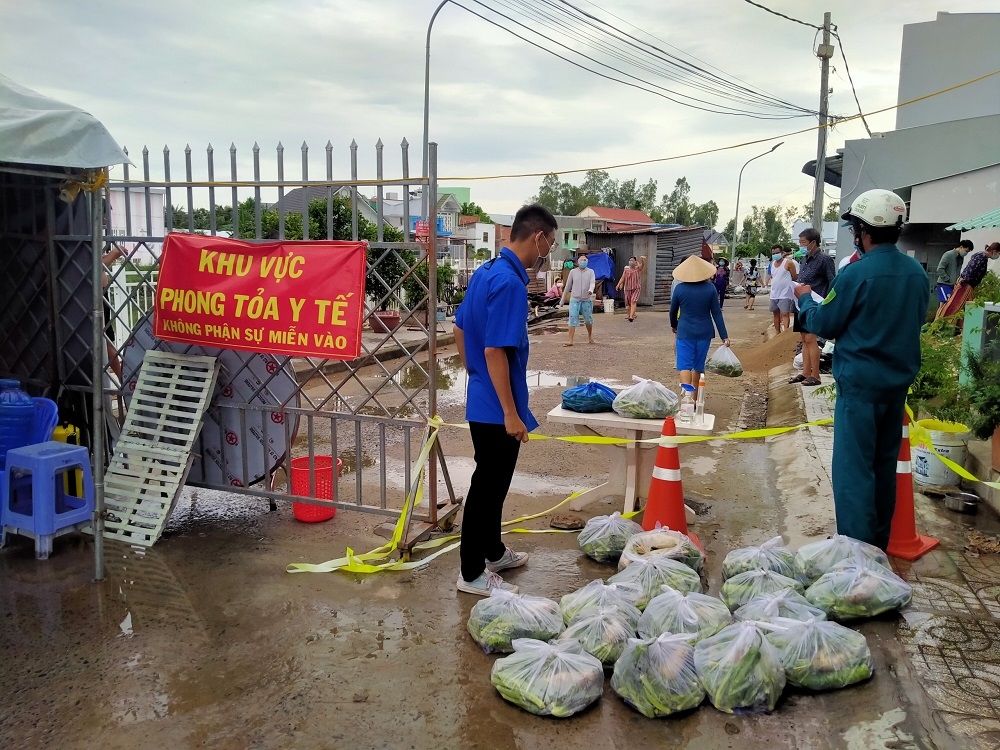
[944,492,979,514]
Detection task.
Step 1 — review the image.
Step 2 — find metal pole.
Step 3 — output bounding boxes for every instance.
[90,183,106,581]
[729,143,784,262]
[421,0,450,223]
[427,142,439,519]
[812,12,834,230]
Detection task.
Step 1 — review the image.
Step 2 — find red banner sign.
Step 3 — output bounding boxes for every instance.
[154,233,367,360]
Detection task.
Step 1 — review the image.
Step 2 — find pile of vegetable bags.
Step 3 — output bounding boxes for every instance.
[476,529,907,719]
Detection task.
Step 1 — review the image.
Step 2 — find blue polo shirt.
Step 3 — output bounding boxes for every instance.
[454,248,538,431]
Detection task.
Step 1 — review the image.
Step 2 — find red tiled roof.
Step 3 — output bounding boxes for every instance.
[583,206,654,222]
[606,221,652,231]
[458,215,479,226]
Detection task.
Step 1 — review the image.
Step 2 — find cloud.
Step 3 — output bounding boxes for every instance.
[2,0,996,217]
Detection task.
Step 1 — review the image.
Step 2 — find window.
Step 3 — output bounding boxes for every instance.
[572,232,578,241]
[564,231,570,243]
[483,232,489,243]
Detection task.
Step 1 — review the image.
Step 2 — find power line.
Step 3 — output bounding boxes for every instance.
[741,0,821,31]
[833,31,873,137]
[459,0,812,118]
[493,0,808,116]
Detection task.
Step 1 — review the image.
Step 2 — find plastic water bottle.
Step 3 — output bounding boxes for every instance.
[0,378,35,469]
[695,374,706,426]
[678,384,696,425]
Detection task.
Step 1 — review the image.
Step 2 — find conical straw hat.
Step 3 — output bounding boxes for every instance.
[672,255,717,283]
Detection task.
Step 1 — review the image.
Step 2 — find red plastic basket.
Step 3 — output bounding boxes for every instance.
[290,456,341,523]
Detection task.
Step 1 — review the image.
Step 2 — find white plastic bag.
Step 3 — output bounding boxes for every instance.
[734,589,827,623]
[794,534,891,587]
[638,587,732,642]
[491,638,604,717]
[619,528,704,573]
[722,536,796,580]
[612,376,679,419]
[793,352,804,370]
[720,569,804,611]
[805,553,912,620]
[705,345,743,377]
[694,621,786,714]
[467,589,564,653]
[612,633,706,717]
[578,511,644,563]
[559,579,643,628]
[764,618,873,690]
[556,606,636,668]
[609,556,703,610]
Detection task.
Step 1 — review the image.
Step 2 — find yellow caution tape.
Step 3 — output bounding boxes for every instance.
[906,406,1000,492]
[287,407,999,575]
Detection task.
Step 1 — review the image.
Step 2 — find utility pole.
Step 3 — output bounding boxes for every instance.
[812,12,834,231]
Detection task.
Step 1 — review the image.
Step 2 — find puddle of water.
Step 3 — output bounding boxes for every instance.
[686,456,718,476]
[337,448,376,475]
[380,455,586,499]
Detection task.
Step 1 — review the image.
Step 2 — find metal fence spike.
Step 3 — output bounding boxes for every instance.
[277,141,284,151]
[185,144,191,154]
[326,140,333,150]
[401,137,409,147]
[302,140,308,151]
[207,143,214,153]
[351,139,358,150]
[142,146,149,156]
[253,141,260,152]
[230,142,237,153]
[376,138,384,149]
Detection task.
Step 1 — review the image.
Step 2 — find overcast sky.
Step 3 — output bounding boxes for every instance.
[2,1,997,223]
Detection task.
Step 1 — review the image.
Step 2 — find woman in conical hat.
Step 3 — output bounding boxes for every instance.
[669,255,730,390]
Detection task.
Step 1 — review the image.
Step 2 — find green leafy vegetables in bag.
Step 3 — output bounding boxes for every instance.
[578,511,644,563]
[491,638,604,717]
[612,634,706,718]
[468,589,563,654]
[694,622,786,714]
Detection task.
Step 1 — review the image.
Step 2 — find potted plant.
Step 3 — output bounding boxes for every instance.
[400,258,455,327]
[366,245,414,334]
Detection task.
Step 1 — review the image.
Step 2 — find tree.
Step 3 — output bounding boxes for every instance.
[534,173,561,214]
[460,201,493,224]
[732,204,793,257]
[691,200,719,229]
[824,201,840,222]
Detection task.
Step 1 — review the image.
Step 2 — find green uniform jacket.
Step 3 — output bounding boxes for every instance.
[935,248,963,286]
[798,244,929,403]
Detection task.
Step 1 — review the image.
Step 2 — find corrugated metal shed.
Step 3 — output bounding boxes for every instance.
[585,226,705,306]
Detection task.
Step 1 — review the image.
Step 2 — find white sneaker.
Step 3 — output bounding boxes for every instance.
[486,546,529,573]
[456,570,518,596]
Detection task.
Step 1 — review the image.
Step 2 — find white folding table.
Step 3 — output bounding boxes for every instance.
[545,406,715,518]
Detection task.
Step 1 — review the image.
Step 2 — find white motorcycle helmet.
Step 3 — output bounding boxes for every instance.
[840,189,907,228]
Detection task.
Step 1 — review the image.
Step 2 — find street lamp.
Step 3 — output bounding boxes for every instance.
[730,142,783,263]
[421,0,450,223]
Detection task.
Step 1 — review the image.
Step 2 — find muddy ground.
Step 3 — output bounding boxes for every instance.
[0,304,988,749]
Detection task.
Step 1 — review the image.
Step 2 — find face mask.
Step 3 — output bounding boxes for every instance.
[578,259,588,268]
[771,253,781,261]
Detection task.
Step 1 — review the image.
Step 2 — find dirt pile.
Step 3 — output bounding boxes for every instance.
[738,329,800,373]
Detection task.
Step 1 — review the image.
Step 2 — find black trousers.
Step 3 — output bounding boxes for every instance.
[460,421,522,582]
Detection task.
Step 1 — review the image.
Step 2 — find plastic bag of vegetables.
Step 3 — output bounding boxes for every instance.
[764,618,873,690]
[694,622,786,714]
[562,381,617,413]
[611,633,705,718]
[619,527,704,573]
[559,579,643,628]
[805,554,912,620]
[491,638,604,717]
[794,534,890,587]
[578,512,644,563]
[609,556,703,609]
[734,589,827,623]
[722,536,796,580]
[556,607,636,668]
[468,589,563,654]
[705,344,743,378]
[720,569,805,611]
[612,376,679,419]
[638,587,732,642]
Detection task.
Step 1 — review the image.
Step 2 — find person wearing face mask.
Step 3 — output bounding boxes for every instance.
[452,203,557,595]
[562,252,596,346]
[794,189,928,550]
[615,255,646,321]
[934,239,972,315]
[768,246,798,334]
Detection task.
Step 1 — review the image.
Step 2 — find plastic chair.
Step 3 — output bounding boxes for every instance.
[1,441,94,559]
[31,398,58,444]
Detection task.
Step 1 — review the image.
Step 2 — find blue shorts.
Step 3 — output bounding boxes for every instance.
[568,298,593,327]
[676,339,711,372]
[936,284,954,304]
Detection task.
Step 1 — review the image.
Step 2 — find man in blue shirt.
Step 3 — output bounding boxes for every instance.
[453,204,557,595]
[795,189,928,550]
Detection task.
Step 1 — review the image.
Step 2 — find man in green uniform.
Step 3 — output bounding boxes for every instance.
[794,189,929,550]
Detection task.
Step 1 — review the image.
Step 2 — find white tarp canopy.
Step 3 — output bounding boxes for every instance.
[0,74,129,169]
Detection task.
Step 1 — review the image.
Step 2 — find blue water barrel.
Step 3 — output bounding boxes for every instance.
[0,378,35,469]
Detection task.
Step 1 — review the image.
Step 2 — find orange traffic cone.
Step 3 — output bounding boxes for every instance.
[887,412,940,560]
[642,416,702,552]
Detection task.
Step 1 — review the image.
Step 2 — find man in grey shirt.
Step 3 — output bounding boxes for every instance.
[935,239,971,312]
[561,253,596,346]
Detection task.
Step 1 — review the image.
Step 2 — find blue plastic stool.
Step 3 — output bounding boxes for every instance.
[1,441,94,559]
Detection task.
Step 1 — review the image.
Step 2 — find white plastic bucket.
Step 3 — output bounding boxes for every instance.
[912,419,970,487]
[603,299,615,314]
